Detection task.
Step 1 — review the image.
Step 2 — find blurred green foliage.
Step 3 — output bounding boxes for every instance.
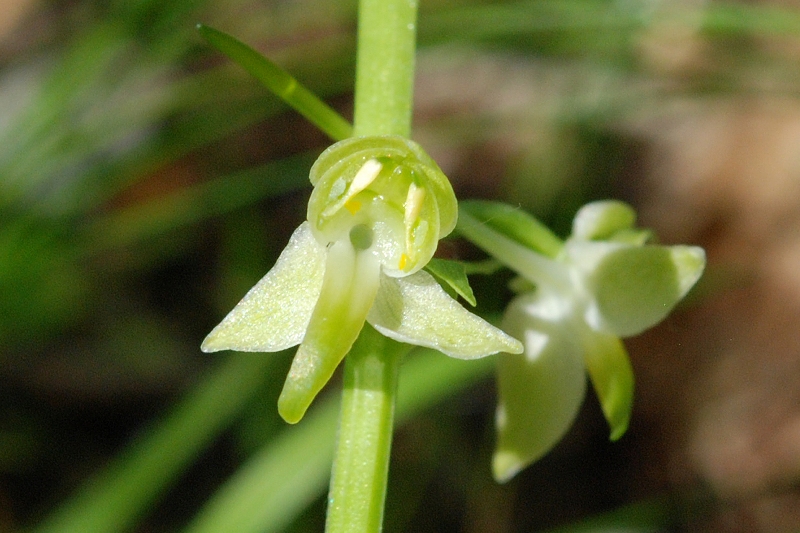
[1,0,798,531]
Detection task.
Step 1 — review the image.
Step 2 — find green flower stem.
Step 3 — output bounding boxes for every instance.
[457,209,570,293]
[458,200,564,258]
[325,1,420,531]
[353,0,419,137]
[326,325,411,533]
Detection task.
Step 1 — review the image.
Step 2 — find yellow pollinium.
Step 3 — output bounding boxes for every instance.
[345,199,362,215]
[398,253,409,271]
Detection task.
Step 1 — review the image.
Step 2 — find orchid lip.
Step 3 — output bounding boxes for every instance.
[277,240,381,424]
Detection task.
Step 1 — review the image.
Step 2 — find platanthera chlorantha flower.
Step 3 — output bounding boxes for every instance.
[202,136,522,424]
[457,200,705,482]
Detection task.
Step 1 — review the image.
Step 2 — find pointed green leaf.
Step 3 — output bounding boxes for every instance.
[424,258,477,306]
[197,24,352,142]
[367,270,522,359]
[574,243,705,337]
[459,200,563,258]
[492,293,587,482]
[582,330,634,441]
[572,200,637,241]
[201,223,325,353]
[278,242,381,424]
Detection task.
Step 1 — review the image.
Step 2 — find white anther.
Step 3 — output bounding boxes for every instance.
[322,159,383,218]
[404,182,425,228]
[403,183,426,266]
[349,159,382,196]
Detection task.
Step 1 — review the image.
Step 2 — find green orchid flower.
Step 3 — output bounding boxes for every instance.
[202,136,522,424]
[458,200,705,482]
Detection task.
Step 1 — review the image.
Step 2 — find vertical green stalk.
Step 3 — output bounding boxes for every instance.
[352,0,419,138]
[326,1,419,531]
[326,326,411,533]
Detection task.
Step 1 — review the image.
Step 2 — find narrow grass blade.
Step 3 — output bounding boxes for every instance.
[197,24,353,141]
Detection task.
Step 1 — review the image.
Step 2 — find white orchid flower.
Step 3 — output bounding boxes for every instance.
[202,137,522,424]
[458,200,705,482]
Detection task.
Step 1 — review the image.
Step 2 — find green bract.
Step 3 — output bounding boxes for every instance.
[202,137,522,424]
[458,200,705,483]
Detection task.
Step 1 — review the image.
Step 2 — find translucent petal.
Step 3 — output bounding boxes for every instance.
[278,241,381,424]
[308,136,457,238]
[380,177,441,277]
[201,222,325,353]
[571,200,636,241]
[309,136,389,187]
[306,136,453,277]
[411,147,457,238]
[671,245,707,296]
[492,293,587,482]
[582,330,634,441]
[573,243,706,337]
[608,228,653,246]
[367,270,522,359]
